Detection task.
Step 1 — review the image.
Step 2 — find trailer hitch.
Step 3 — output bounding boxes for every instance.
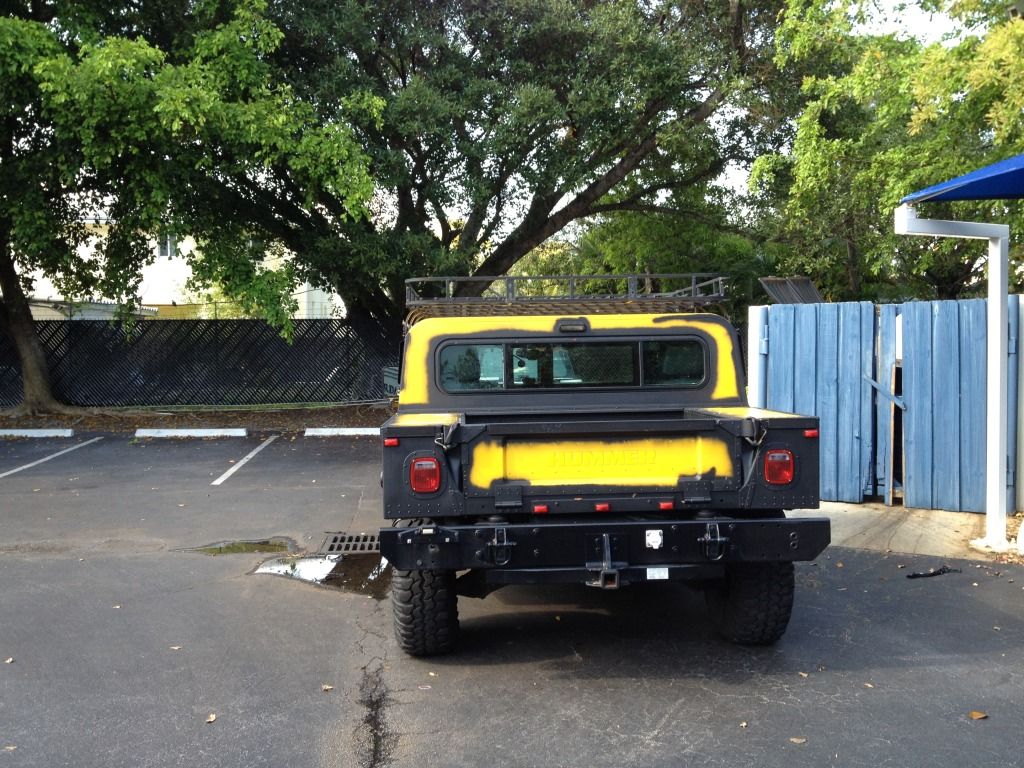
[586,533,620,589]
[487,527,516,566]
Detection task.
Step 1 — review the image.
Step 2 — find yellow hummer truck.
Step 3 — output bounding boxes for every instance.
[379,275,830,655]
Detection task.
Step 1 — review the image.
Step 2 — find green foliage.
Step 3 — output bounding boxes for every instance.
[0,0,376,340]
[755,0,1024,300]
[269,0,799,320]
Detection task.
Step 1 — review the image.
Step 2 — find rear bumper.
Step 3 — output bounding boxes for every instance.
[379,517,831,578]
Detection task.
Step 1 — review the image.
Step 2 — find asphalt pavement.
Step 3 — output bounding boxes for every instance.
[1,433,1022,767]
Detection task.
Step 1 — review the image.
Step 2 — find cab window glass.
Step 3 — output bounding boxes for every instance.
[439,344,504,391]
[642,340,705,387]
[510,343,637,388]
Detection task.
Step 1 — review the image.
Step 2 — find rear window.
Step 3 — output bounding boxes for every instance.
[437,339,705,393]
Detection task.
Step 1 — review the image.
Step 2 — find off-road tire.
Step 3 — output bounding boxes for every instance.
[705,562,795,645]
[391,569,459,656]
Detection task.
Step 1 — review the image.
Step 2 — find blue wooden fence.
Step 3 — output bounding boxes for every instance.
[764,303,874,503]
[760,298,1020,513]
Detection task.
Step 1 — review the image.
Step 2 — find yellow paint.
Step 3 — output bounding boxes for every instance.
[697,406,808,419]
[468,437,734,489]
[389,412,461,427]
[399,313,741,405]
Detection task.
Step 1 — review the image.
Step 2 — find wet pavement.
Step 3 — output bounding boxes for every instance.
[1,433,1022,767]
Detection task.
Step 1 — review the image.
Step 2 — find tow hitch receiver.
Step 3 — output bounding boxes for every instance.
[586,533,622,589]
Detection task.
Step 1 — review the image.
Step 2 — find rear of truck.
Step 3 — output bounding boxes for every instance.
[380,303,830,656]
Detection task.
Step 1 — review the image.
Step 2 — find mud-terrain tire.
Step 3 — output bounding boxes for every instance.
[705,562,795,645]
[392,569,459,656]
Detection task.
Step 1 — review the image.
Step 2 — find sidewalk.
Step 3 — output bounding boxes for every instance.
[792,501,1017,561]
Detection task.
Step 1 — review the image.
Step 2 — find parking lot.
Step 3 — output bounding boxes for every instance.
[2,433,1023,768]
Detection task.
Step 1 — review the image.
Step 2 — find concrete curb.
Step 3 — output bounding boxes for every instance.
[304,427,381,437]
[134,428,248,438]
[0,429,75,438]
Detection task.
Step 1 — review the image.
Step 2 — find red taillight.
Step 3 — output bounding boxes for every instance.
[410,457,441,493]
[764,449,795,485]
[658,501,674,511]
[803,429,819,439]
[383,437,400,447]
[533,504,549,514]
[595,502,610,512]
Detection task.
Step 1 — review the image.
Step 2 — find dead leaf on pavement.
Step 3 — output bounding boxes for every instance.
[798,671,809,678]
[3,658,12,664]
[864,683,874,688]
[206,713,217,724]
[789,737,807,745]
[836,562,844,568]
[321,684,334,692]
[969,711,989,720]
[3,746,16,752]
[739,721,748,728]
[169,646,182,651]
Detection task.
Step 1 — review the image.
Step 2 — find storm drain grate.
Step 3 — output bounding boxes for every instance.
[321,532,380,555]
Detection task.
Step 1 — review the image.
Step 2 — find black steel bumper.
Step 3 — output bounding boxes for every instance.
[380,517,830,585]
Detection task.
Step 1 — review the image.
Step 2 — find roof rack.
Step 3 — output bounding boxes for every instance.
[405,274,726,323]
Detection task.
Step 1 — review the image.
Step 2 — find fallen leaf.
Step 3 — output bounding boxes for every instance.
[836,562,844,568]
[972,582,979,587]
[417,684,431,690]
[428,672,437,677]
[3,746,16,752]
[169,646,182,651]
[969,710,988,720]
[178,504,186,508]
[789,737,807,745]
[554,615,561,621]
[3,658,12,664]
[739,721,748,728]
[817,665,827,672]
[113,605,121,609]
[321,684,334,693]
[993,627,1001,632]
[897,564,907,569]
[206,713,217,724]
[864,683,874,688]
[798,672,809,678]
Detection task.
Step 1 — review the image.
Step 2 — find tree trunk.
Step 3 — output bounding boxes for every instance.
[0,235,63,414]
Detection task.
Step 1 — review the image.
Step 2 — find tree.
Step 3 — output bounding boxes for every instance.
[261,0,801,329]
[0,0,374,413]
[751,0,1024,300]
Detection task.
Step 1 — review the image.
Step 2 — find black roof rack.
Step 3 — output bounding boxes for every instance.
[404,274,726,323]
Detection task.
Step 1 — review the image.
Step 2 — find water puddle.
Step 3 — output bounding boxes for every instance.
[193,538,292,556]
[256,553,392,600]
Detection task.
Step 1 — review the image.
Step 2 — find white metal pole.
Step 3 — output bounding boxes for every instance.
[984,234,1009,550]
[895,205,1011,551]
[746,305,768,408]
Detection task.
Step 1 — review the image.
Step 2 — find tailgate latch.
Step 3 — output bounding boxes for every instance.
[698,522,729,561]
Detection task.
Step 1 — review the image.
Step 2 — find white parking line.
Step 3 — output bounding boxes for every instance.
[304,427,380,437]
[211,435,279,486]
[0,429,74,438]
[0,436,104,479]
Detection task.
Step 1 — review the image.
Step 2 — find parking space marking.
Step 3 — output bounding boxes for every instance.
[211,435,279,486]
[0,429,74,438]
[0,436,104,479]
[304,427,380,436]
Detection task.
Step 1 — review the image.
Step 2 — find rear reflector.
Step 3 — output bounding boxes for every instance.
[533,504,549,514]
[803,429,819,439]
[409,457,441,493]
[658,501,674,511]
[594,503,610,512]
[383,437,400,447]
[764,449,795,485]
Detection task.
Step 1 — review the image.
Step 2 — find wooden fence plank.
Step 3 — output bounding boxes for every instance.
[957,300,986,512]
[1007,295,1019,512]
[859,302,875,497]
[931,301,961,510]
[903,302,934,509]
[767,305,796,413]
[876,305,899,500]
[835,303,863,502]
[817,304,840,501]
[793,306,818,417]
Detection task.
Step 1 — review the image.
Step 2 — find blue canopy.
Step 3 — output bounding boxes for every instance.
[901,153,1024,203]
